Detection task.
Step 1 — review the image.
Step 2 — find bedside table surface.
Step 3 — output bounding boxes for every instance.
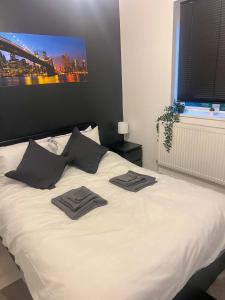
[110,141,142,154]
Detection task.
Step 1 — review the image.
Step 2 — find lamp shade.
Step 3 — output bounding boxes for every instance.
[118,121,129,134]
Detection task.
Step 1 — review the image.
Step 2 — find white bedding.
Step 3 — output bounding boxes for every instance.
[0,151,225,300]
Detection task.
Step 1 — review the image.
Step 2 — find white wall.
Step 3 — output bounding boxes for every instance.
[119,0,175,170]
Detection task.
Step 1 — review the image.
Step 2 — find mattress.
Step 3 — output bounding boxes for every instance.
[0,151,225,300]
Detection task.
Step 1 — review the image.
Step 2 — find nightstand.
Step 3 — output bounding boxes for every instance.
[109,141,142,167]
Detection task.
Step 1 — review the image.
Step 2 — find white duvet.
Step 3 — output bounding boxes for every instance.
[0,151,225,300]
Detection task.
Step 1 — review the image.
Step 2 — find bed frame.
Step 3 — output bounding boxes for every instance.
[0,122,97,147]
[0,122,224,300]
[174,251,225,300]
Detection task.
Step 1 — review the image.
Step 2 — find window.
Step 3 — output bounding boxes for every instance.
[178,0,225,104]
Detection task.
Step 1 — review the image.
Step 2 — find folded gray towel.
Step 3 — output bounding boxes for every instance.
[113,172,147,187]
[52,186,107,220]
[110,171,157,192]
[54,187,96,211]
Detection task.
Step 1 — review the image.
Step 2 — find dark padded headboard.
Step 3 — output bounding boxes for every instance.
[0,122,97,147]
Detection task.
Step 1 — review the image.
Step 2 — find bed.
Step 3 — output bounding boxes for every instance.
[0,127,225,300]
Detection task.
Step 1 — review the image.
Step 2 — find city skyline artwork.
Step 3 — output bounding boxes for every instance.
[0,32,88,87]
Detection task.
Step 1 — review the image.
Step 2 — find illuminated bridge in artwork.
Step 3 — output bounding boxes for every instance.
[0,35,56,75]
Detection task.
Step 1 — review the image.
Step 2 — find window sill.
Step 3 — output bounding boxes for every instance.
[179,110,225,130]
[180,110,225,121]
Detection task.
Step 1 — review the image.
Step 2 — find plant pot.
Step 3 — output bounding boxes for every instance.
[176,105,185,114]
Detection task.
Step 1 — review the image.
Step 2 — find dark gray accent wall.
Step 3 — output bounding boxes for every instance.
[0,0,123,145]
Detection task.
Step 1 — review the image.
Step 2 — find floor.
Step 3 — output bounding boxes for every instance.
[158,166,225,194]
[0,242,225,300]
[0,243,32,300]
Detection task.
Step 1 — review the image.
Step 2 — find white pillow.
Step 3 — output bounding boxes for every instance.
[83,126,100,144]
[51,126,100,155]
[0,137,53,176]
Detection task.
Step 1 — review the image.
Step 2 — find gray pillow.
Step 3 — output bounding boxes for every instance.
[5,140,66,189]
[62,127,108,174]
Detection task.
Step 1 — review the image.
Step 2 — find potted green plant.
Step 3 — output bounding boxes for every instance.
[156,105,180,153]
[175,101,185,114]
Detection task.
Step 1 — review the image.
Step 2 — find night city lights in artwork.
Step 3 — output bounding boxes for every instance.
[0,32,88,87]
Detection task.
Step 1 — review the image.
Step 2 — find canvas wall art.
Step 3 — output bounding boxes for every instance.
[0,32,88,87]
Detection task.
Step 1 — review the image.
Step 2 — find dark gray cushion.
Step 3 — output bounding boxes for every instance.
[5,140,66,189]
[62,127,108,174]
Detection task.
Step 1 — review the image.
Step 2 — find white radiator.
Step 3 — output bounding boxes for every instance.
[158,122,225,186]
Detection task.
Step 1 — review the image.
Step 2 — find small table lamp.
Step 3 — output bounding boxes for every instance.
[118,121,129,135]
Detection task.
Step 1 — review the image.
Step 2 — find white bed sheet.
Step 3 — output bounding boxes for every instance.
[0,151,225,300]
